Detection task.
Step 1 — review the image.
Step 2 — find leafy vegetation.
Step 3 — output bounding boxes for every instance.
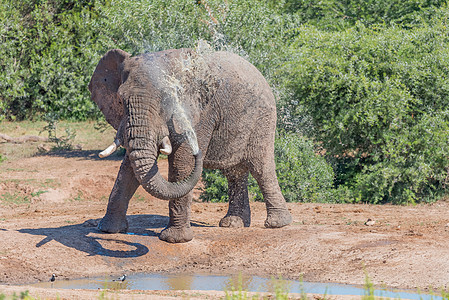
[272,0,447,30]
[2,0,449,204]
[0,0,104,120]
[0,290,34,300]
[282,21,449,203]
[40,113,77,150]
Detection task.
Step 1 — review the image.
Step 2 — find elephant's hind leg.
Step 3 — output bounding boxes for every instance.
[249,156,292,228]
[98,155,140,233]
[219,165,251,228]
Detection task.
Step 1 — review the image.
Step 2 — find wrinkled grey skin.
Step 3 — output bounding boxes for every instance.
[89,48,292,243]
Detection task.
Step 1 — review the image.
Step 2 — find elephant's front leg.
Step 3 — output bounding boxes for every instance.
[159,145,195,243]
[159,194,193,243]
[98,155,140,233]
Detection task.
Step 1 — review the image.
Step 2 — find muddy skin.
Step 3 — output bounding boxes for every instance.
[89,47,292,243]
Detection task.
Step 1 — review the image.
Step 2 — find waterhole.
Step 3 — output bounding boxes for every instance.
[30,273,442,300]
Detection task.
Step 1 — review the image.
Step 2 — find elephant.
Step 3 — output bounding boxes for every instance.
[88,45,292,243]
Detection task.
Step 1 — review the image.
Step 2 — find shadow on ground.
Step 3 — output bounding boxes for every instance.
[18,214,168,258]
[18,214,215,258]
[36,149,125,161]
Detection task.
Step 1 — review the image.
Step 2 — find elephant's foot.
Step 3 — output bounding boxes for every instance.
[219,215,249,228]
[159,226,193,243]
[97,214,128,233]
[264,209,292,228]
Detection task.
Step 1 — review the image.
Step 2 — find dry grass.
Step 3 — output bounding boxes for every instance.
[0,120,116,161]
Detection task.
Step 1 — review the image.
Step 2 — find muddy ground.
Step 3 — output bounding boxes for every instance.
[0,144,448,298]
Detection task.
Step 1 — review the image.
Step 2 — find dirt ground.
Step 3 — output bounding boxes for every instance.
[0,141,448,298]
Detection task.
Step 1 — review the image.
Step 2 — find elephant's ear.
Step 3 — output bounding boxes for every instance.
[89,49,130,130]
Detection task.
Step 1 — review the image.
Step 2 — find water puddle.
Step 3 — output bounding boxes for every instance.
[30,273,442,300]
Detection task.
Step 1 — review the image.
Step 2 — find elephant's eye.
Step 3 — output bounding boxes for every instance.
[104,78,107,82]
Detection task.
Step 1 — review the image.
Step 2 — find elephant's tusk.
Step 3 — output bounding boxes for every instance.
[99,139,121,158]
[159,136,172,155]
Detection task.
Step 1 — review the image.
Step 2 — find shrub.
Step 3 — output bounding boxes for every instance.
[0,0,106,120]
[200,169,229,203]
[282,21,449,203]
[272,0,447,30]
[200,132,336,203]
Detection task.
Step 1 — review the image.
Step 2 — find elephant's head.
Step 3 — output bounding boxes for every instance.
[89,49,203,200]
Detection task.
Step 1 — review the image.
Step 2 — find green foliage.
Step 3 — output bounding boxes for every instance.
[0,0,105,120]
[283,21,449,203]
[441,289,449,300]
[0,290,35,300]
[40,113,77,150]
[362,273,375,300]
[200,169,229,203]
[201,132,336,203]
[273,0,447,30]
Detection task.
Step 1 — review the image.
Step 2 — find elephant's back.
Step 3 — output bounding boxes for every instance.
[202,51,277,169]
[208,52,275,105]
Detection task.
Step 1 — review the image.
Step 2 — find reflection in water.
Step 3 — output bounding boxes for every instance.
[29,273,443,300]
[105,280,131,291]
[225,274,259,293]
[164,274,194,290]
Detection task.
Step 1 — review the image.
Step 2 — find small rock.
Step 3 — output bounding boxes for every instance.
[73,144,83,150]
[365,218,376,226]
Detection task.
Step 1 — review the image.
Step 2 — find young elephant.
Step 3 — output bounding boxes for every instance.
[89,47,292,243]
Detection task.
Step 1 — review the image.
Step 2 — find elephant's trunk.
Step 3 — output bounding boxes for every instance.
[126,97,203,200]
[132,149,203,200]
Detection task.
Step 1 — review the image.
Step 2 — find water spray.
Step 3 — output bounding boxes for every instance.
[161,44,215,156]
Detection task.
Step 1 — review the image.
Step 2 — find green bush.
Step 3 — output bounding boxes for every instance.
[200,132,336,203]
[272,0,447,30]
[200,169,229,203]
[282,21,449,203]
[0,0,106,120]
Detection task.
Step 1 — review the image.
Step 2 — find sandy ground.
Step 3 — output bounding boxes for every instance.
[0,150,448,299]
